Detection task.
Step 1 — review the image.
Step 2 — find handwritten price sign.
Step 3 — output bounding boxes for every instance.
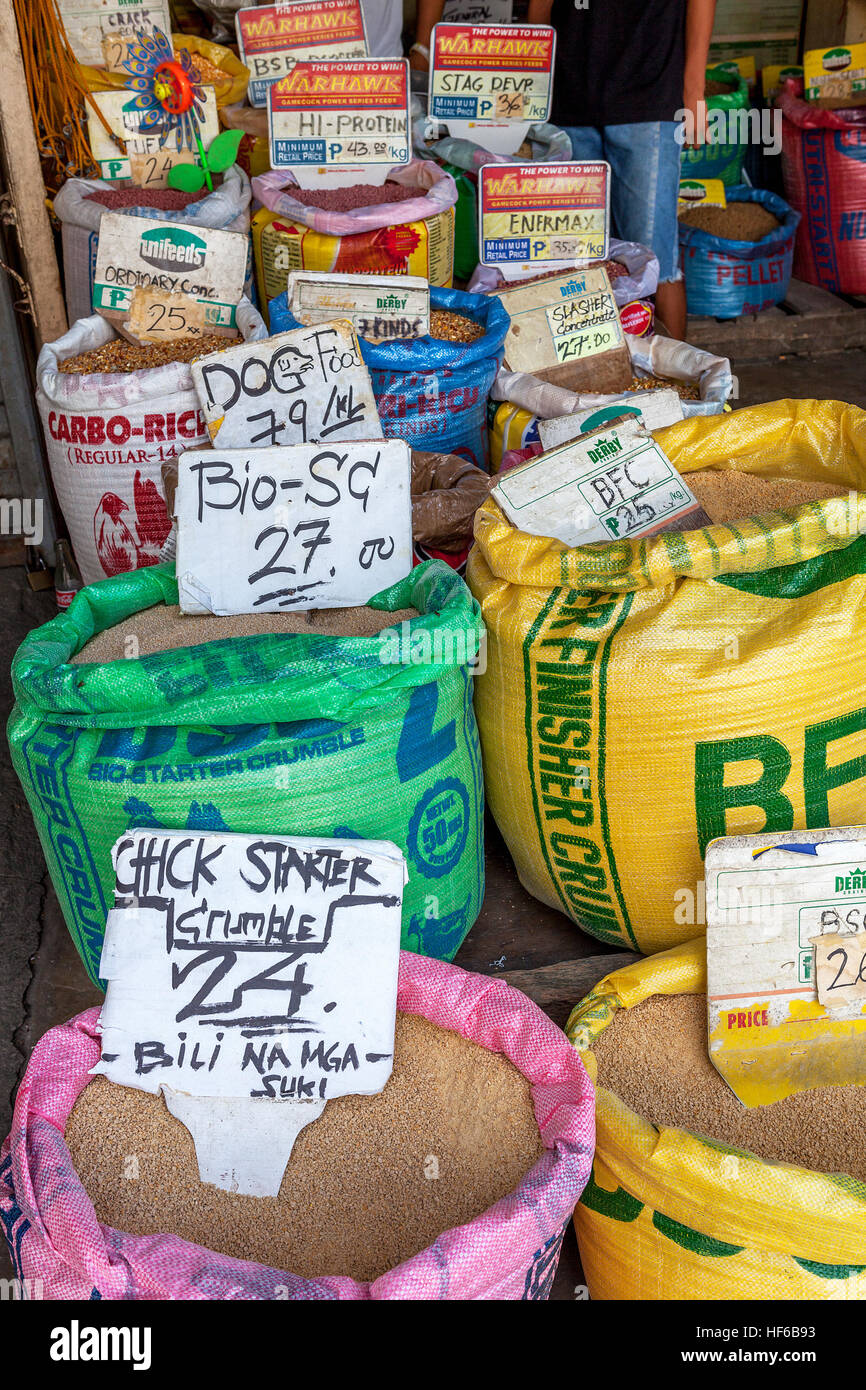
[175,440,412,613]
[428,22,554,124]
[479,161,610,265]
[237,0,369,108]
[268,59,411,173]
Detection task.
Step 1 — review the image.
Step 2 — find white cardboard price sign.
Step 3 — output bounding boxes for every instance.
[93,213,249,338]
[492,417,703,545]
[58,0,172,69]
[497,265,622,375]
[175,440,412,613]
[95,829,405,1194]
[86,87,220,186]
[538,391,685,446]
[237,0,368,108]
[268,59,411,186]
[190,320,383,449]
[479,162,611,265]
[287,271,430,342]
[428,22,555,154]
[706,829,866,1107]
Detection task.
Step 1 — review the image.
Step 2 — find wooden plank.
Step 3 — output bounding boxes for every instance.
[0,0,68,347]
[781,279,855,316]
[686,303,866,362]
[499,952,642,1011]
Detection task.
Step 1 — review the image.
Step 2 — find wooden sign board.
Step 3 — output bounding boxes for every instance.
[95,828,405,1194]
[286,271,430,342]
[175,440,412,614]
[492,417,703,545]
[93,213,249,340]
[58,0,172,70]
[479,162,610,266]
[706,829,866,1107]
[86,87,220,187]
[237,0,369,108]
[190,320,383,449]
[268,59,411,187]
[496,264,629,394]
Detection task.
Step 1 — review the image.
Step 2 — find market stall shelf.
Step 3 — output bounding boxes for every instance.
[688,276,866,360]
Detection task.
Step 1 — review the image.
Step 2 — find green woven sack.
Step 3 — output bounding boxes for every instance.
[9,560,485,988]
[681,66,750,187]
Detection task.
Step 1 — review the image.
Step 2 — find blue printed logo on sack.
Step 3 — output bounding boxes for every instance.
[408,777,470,879]
[522,1223,568,1300]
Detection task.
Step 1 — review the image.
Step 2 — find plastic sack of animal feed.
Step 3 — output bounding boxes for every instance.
[680,66,750,186]
[270,285,510,471]
[468,400,866,955]
[35,301,266,586]
[53,165,252,326]
[0,951,594,1300]
[8,561,486,986]
[569,939,866,1300]
[678,187,800,317]
[467,239,660,308]
[780,90,866,295]
[251,164,458,316]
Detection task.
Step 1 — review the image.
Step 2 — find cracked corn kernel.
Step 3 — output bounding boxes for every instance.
[429,309,483,344]
[58,334,241,375]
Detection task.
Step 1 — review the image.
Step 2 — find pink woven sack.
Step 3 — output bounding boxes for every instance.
[1,952,593,1301]
[252,161,458,237]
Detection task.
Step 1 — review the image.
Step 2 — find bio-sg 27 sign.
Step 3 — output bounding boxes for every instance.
[428,22,555,123]
[175,440,412,613]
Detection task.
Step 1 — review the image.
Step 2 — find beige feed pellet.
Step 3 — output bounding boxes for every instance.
[687,469,848,524]
[594,993,866,1180]
[65,1012,544,1282]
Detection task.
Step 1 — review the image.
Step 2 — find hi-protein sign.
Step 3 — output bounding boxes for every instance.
[237,0,368,108]
[428,23,555,123]
[268,59,411,173]
[479,162,610,265]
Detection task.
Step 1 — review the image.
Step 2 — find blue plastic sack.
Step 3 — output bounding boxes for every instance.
[269,285,510,471]
[678,186,800,318]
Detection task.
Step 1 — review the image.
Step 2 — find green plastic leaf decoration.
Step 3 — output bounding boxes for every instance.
[204,129,245,174]
[167,162,207,192]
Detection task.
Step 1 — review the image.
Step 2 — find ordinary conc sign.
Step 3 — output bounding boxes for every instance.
[175,440,413,613]
[58,0,172,69]
[92,213,249,338]
[706,829,866,1108]
[479,162,610,265]
[428,23,555,123]
[268,59,411,173]
[86,87,220,187]
[286,271,430,342]
[94,829,406,1194]
[236,0,368,108]
[190,320,383,449]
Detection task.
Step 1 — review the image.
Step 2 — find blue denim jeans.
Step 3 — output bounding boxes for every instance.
[560,121,683,282]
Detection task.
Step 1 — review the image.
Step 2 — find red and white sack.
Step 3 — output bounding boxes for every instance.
[36,300,266,585]
[53,167,253,327]
[780,89,866,295]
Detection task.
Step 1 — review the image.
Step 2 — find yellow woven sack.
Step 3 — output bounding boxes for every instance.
[82,35,249,109]
[489,401,539,472]
[467,400,866,955]
[568,940,866,1300]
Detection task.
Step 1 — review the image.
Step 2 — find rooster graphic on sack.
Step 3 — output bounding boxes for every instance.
[94,470,172,576]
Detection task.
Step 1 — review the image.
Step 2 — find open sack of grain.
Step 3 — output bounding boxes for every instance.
[568,940,866,1300]
[35,301,267,586]
[8,560,486,984]
[467,399,866,955]
[251,164,458,314]
[467,239,660,326]
[678,186,800,318]
[270,286,510,471]
[0,953,594,1300]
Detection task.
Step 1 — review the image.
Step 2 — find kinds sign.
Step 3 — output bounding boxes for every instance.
[190,321,383,449]
[286,271,430,342]
[58,0,172,69]
[268,59,411,177]
[428,23,555,124]
[492,417,703,546]
[706,830,866,1107]
[86,87,220,187]
[496,265,628,392]
[479,162,610,265]
[175,440,412,614]
[804,44,866,105]
[236,0,368,108]
[93,213,249,339]
[95,829,405,1193]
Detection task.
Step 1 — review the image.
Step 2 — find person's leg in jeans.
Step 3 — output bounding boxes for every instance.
[561,126,605,163]
[602,122,686,338]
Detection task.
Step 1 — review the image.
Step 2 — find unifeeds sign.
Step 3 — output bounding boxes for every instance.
[139,228,207,273]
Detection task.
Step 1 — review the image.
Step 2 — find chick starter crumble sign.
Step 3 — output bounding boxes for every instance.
[268,59,411,188]
[236,0,369,108]
[175,440,413,614]
[94,829,406,1195]
[190,320,382,449]
[428,22,555,155]
[480,162,610,265]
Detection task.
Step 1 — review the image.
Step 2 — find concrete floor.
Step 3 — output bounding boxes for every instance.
[3,346,866,1295]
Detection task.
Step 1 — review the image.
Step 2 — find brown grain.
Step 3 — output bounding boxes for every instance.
[688,468,847,524]
[71,603,421,664]
[429,309,483,343]
[58,334,241,375]
[85,188,207,211]
[628,374,701,400]
[287,183,423,212]
[678,202,781,241]
[65,1012,544,1282]
[594,993,866,1180]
